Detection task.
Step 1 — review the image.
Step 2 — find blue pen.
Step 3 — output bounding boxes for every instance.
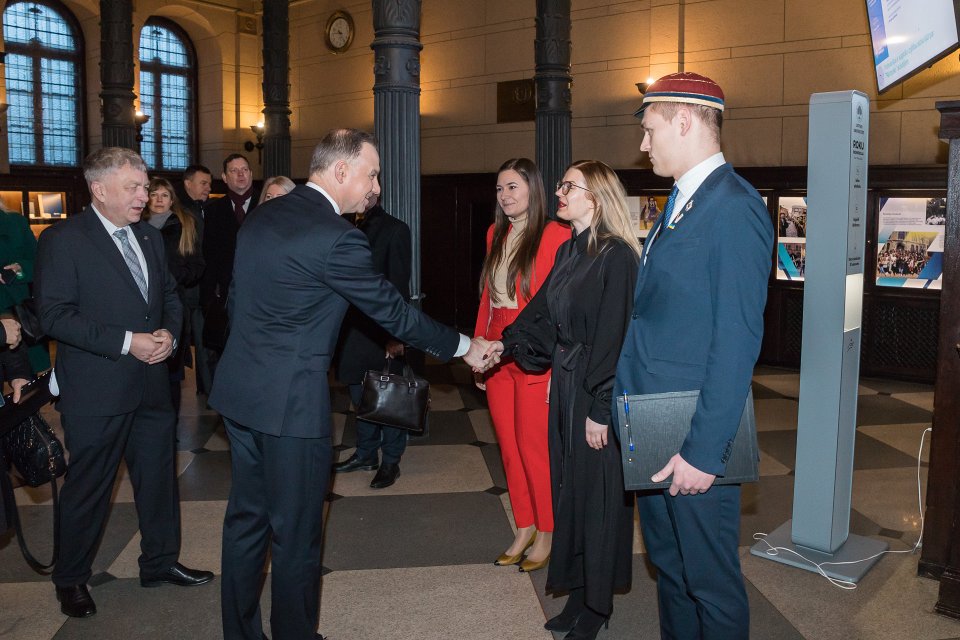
[623,392,635,452]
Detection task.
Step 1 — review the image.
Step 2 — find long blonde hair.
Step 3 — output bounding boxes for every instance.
[147,177,199,256]
[567,160,642,258]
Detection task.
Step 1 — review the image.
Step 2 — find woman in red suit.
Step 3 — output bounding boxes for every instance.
[475,158,569,572]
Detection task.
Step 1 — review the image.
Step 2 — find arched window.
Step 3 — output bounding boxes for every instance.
[2,0,83,167]
[138,18,196,171]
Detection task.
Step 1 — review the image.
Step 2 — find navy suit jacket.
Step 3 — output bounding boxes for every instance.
[35,208,182,416]
[209,185,460,439]
[614,163,773,476]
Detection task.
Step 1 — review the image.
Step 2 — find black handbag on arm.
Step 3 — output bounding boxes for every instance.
[357,357,430,434]
[0,371,64,571]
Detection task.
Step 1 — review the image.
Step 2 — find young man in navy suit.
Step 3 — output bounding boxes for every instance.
[36,147,214,619]
[615,73,774,639]
[210,129,492,640]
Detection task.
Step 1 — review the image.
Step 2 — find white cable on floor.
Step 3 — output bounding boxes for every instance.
[753,426,932,589]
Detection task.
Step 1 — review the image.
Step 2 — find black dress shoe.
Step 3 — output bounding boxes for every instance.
[140,562,214,587]
[56,584,96,618]
[333,453,379,473]
[370,462,400,489]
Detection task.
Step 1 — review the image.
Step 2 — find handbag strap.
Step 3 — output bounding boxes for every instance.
[1,467,60,572]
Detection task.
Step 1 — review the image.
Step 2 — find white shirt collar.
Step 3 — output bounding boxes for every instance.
[91,205,130,236]
[671,152,726,221]
[306,182,341,215]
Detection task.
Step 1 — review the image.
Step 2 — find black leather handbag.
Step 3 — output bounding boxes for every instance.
[357,357,430,434]
[0,371,63,571]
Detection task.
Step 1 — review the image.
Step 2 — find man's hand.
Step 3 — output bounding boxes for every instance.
[652,453,717,497]
[464,337,498,372]
[385,340,405,359]
[129,332,166,363]
[11,377,28,403]
[148,329,175,364]
[585,417,608,449]
[2,317,21,348]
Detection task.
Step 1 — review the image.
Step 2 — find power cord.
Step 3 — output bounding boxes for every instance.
[752,426,932,589]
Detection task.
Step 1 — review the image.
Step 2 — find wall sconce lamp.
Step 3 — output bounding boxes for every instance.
[635,76,656,95]
[244,122,265,164]
[134,110,150,143]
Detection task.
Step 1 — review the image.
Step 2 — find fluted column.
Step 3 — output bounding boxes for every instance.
[261,0,291,178]
[535,0,572,218]
[100,0,136,150]
[372,0,423,303]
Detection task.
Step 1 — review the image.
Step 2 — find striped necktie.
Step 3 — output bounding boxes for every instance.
[113,229,148,302]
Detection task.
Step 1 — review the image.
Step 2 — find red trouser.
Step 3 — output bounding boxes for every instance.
[484,307,553,532]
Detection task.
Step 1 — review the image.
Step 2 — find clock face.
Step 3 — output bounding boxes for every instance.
[326,12,354,53]
[329,17,350,48]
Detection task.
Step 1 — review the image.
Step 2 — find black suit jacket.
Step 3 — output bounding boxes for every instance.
[209,185,459,438]
[336,205,412,384]
[35,208,182,416]
[200,190,258,308]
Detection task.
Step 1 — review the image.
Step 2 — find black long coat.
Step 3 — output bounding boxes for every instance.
[502,228,637,615]
[156,213,205,371]
[335,205,412,384]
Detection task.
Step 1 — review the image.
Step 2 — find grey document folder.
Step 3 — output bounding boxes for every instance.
[616,389,759,491]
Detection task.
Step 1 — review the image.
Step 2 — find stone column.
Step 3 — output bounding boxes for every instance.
[261,0,291,178]
[535,0,571,218]
[100,0,136,150]
[372,0,423,304]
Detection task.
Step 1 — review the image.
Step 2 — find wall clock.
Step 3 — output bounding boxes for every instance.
[325,10,355,54]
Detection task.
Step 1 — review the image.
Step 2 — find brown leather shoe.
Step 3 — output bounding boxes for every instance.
[56,584,96,618]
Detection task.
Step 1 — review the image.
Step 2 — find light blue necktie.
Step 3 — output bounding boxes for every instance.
[114,229,148,302]
[662,184,679,229]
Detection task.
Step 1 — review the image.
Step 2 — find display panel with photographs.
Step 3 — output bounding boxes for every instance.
[27,191,67,220]
[876,197,944,290]
[775,196,807,281]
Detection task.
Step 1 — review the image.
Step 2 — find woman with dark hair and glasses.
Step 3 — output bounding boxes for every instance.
[485,160,641,640]
[475,158,568,572]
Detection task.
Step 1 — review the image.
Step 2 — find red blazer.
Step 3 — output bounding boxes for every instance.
[475,220,569,379]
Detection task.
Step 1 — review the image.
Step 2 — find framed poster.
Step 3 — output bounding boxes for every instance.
[775,196,807,281]
[626,194,668,242]
[875,197,944,290]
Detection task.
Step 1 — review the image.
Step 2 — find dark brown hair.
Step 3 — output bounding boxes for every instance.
[146,177,199,256]
[479,158,549,303]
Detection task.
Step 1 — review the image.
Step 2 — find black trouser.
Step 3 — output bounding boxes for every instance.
[53,403,180,587]
[221,419,331,640]
[348,384,407,464]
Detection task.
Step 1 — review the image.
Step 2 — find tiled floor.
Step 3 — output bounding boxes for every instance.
[2,362,958,639]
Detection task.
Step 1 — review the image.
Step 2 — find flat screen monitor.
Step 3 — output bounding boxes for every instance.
[866,0,960,93]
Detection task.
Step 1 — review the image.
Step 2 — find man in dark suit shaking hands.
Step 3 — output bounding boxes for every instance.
[615,74,774,639]
[210,129,490,640]
[36,148,214,619]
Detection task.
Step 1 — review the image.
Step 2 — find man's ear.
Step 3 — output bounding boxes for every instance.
[677,105,693,136]
[90,181,105,202]
[335,160,348,184]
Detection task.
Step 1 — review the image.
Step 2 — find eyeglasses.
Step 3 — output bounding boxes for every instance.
[556,180,591,195]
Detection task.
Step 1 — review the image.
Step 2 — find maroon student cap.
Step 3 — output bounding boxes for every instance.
[634,72,725,117]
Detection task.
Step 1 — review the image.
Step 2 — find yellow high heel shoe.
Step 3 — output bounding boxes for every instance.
[518,554,550,573]
[494,532,536,566]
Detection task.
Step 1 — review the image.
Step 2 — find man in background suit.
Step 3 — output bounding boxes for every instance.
[615,73,774,639]
[200,154,259,378]
[36,148,213,619]
[210,129,490,640]
[334,195,412,489]
[176,164,213,394]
